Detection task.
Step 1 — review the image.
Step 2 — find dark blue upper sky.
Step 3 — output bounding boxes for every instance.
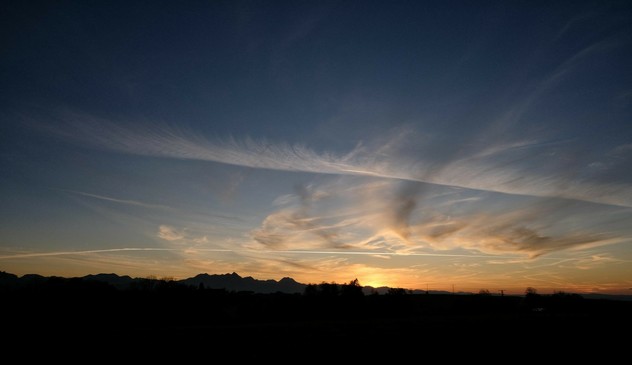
[1,1,631,291]
[3,1,630,139]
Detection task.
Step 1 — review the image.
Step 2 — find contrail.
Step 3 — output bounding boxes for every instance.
[59,189,171,210]
[248,249,562,260]
[0,247,553,260]
[0,248,182,259]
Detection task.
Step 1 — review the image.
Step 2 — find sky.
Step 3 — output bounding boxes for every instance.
[1,0,631,294]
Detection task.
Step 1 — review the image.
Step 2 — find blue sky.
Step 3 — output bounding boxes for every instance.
[1,1,631,293]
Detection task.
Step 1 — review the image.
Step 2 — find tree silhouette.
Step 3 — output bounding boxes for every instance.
[318,282,339,296]
[341,279,364,297]
[525,287,538,297]
[304,283,318,296]
[524,287,542,309]
[304,280,364,297]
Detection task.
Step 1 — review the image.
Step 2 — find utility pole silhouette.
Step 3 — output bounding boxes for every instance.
[499,289,505,297]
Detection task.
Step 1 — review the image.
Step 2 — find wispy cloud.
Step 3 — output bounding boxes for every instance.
[0,245,536,261]
[158,225,185,241]
[61,189,245,233]
[158,225,209,244]
[54,113,631,208]
[247,178,631,257]
[561,253,626,270]
[61,189,171,210]
[41,112,632,259]
[0,247,180,259]
[252,183,353,249]
[415,203,629,257]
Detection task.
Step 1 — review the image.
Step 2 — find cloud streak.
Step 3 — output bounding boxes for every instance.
[57,115,632,208]
[0,247,527,260]
[0,248,182,259]
[61,189,171,210]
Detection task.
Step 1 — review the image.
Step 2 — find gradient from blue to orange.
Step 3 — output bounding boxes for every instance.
[1,1,631,293]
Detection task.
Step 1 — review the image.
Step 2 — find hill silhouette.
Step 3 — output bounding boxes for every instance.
[1,270,630,358]
[2,270,631,300]
[181,272,306,293]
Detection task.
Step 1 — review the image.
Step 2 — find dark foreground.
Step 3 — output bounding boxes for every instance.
[3,277,630,359]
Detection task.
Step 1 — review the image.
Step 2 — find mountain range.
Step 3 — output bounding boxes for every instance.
[0,271,442,294]
[0,271,307,293]
[1,271,631,300]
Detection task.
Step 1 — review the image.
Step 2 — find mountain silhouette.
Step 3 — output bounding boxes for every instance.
[0,271,307,293]
[181,272,306,293]
[84,273,134,289]
[1,271,631,301]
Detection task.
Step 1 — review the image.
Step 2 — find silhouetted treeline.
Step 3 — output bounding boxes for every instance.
[2,270,631,319]
[304,279,364,297]
[2,270,630,358]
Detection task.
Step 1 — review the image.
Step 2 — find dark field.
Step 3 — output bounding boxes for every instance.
[3,276,630,359]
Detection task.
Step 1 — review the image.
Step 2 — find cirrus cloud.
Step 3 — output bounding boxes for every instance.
[52,113,632,208]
